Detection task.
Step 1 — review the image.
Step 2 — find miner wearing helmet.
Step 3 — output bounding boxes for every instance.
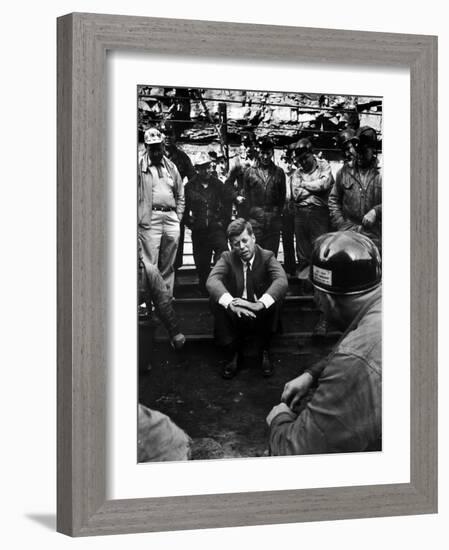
[337,128,359,164]
[267,231,382,455]
[184,152,229,294]
[240,136,286,255]
[329,125,382,251]
[138,127,185,296]
[225,131,258,219]
[289,137,334,271]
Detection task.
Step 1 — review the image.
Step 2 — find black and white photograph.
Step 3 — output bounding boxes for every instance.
[1,0,442,544]
[136,85,382,462]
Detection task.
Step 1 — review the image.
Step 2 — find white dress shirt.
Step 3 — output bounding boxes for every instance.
[218,255,275,309]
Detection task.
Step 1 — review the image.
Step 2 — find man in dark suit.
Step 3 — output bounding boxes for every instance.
[206,219,288,379]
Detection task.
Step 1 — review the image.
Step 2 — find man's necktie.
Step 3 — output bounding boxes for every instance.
[245,261,255,302]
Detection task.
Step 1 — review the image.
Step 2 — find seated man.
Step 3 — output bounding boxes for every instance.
[266,231,382,455]
[206,219,288,379]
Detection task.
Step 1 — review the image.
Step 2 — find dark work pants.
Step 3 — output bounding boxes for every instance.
[251,214,282,257]
[192,227,228,292]
[281,209,296,274]
[294,206,329,265]
[211,301,278,359]
[174,221,185,270]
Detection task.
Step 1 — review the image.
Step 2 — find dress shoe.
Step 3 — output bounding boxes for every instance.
[261,350,274,377]
[222,353,239,379]
[171,333,186,350]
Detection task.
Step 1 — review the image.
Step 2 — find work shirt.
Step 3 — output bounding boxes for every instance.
[151,166,177,209]
[225,153,257,193]
[328,158,382,233]
[269,289,382,455]
[138,153,185,229]
[225,154,258,218]
[242,161,286,214]
[289,156,334,208]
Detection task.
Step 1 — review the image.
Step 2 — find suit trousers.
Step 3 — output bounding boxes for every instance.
[139,210,180,296]
[212,302,277,358]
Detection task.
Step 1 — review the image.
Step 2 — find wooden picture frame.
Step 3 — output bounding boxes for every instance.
[57,12,437,536]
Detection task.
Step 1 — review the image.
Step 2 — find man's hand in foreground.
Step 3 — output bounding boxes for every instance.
[281,372,314,411]
[362,208,377,228]
[266,403,294,426]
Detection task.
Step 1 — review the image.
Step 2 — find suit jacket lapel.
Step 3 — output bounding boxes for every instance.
[252,246,261,279]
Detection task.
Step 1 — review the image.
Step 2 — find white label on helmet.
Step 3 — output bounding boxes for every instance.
[313,266,332,286]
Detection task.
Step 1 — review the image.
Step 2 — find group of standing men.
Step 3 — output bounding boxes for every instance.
[138,122,382,300]
[137,121,383,457]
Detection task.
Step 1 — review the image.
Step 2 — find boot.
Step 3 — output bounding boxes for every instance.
[261,350,274,377]
[222,352,239,379]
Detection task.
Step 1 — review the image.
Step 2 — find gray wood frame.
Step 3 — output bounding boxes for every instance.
[57,12,438,537]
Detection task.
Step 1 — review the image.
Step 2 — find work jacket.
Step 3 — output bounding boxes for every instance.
[184,174,228,231]
[328,159,382,237]
[269,289,382,455]
[138,255,180,338]
[241,161,286,225]
[289,156,334,209]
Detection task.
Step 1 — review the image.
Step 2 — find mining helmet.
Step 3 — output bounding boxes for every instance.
[310,231,381,295]
[144,127,164,145]
[292,138,313,159]
[257,136,274,151]
[194,151,212,167]
[241,132,256,147]
[337,128,359,150]
[356,126,377,149]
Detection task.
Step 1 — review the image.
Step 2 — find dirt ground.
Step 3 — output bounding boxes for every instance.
[138,338,336,460]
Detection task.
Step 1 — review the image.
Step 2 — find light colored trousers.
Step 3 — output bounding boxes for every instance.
[138,210,180,296]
